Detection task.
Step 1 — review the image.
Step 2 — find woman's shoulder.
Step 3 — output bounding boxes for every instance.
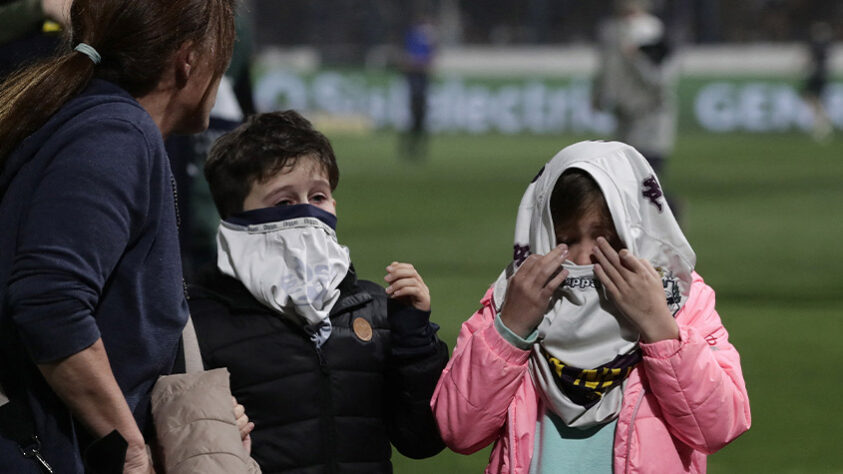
[58,79,159,140]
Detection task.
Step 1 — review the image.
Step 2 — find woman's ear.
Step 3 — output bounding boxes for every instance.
[173,42,198,89]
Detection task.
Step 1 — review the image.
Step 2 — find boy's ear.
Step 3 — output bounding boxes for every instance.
[173,41,198,89]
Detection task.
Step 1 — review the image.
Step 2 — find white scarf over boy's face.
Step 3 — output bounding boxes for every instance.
[217,204,351,348]
[492,141,696,428]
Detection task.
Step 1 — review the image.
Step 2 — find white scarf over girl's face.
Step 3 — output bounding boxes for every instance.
[216,204,351,348]
[492,141,695,428]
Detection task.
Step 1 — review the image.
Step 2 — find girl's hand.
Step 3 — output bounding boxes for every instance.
[384,262,430,311]
[232,397,255,455]
[499,245,569,339]
[592,237,679,343]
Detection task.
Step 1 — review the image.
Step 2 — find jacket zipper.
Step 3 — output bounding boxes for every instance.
[624,388,646,473]
[314,344,337,474]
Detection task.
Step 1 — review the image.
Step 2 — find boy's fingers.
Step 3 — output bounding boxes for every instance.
[384,263,421,282]
[385,267,421,281]
[386,277,423,294]
[233,404,245,418]
[236,413,249,429]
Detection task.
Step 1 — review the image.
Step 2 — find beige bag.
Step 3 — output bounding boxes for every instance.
[150,317,261,473]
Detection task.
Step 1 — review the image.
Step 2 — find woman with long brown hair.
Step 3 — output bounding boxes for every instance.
[0,0,235,472]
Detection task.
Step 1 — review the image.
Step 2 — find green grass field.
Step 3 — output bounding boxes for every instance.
[326,130,843,473]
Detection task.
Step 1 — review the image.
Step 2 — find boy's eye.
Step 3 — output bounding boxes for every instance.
[310,194,327,203]
[274,199,293,207]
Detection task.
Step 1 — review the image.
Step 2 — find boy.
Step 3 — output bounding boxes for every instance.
[189,110,448,473]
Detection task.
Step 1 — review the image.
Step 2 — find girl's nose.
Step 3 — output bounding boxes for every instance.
[567,244,592,266]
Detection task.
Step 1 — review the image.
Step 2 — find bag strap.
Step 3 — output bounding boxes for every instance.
[181,314,203,374]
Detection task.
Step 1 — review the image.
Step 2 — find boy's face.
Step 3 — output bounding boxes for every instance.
[242,155,337,215]
[555,204,622,265]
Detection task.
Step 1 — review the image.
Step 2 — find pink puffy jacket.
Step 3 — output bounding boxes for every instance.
[431,273,750,473]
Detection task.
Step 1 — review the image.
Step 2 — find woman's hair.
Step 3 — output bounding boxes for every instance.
[550,168,623,249]
[205,110,340,219]
[0,0,236,170]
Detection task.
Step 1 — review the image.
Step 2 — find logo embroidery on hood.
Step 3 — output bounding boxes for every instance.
[642,175,664,212]
[514,244,530,266]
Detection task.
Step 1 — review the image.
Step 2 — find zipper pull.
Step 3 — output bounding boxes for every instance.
[315,345,329,373]
[20,436,54,473]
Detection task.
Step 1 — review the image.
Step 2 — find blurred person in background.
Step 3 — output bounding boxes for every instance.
[0,0,235,471]
[592,0,677,180]
[801,21,834,143]
[400,14,437,160]
[0,0,69,79]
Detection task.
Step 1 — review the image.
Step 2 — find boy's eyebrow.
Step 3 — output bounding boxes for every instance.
[263,179,331,200]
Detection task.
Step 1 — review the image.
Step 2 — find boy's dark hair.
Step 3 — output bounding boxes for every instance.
[550,169,623,249]
[205,110,339,218]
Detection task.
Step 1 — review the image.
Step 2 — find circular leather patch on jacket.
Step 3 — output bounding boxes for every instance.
[352,317,373,342]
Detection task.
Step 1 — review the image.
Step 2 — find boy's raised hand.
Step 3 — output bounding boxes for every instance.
[592,237,679,343]
[499,245,569,339]
[384,262,430,311]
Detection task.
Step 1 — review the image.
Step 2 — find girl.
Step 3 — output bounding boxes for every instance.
[431,141,750,473]
[0,0,235,472]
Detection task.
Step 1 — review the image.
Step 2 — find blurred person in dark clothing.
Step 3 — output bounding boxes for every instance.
[802,21,834,143]
[400,15,437,160]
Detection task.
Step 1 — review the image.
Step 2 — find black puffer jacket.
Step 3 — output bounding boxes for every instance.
[188,265,448,474]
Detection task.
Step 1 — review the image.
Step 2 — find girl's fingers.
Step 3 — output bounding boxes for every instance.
[545,268,569,292]
[533,245,569,284]
[592,242,627,288]
[593,263,619,298]
[596,238,628,271]
[618,249,644,273]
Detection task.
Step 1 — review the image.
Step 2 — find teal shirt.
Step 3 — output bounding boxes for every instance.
[494,315,616,473]
[529,412,616,474]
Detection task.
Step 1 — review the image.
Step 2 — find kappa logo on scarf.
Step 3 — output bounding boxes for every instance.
[642,175,664,212]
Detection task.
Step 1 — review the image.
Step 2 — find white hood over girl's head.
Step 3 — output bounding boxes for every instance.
[492,140,695,428]
[495,140,695,313]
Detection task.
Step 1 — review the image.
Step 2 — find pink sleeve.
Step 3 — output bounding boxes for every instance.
[639,273,752,454]
[430,287,532,454]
